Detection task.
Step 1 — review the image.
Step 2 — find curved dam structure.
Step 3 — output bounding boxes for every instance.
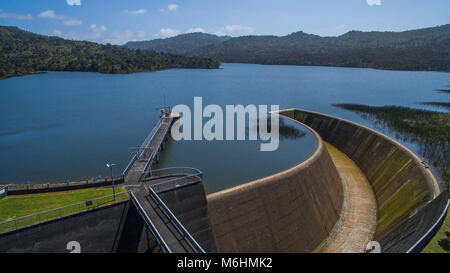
[1,109,447,253]
[206,109,448,253]
[207,117,345,253]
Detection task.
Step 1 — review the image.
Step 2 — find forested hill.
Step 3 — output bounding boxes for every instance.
[0,26,220,79]
[190,24,450,72]
[128,24,450,72]
[126,32,231,55]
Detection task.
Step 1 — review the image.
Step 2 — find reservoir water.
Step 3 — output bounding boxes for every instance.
[0,63,448,193]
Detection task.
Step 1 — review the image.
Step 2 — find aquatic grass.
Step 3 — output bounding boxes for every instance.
[333,104,450,182]
[334,103,449,252]
[420,102,450,110]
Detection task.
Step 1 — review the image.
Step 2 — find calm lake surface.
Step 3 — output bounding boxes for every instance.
[0,63,448,193]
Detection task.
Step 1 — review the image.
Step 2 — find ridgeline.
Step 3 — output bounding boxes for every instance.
[0,26,220,79]
[127,24,450,72]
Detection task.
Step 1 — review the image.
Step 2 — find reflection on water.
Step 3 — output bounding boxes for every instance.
[247,118,306,140]
[156,116,316,194]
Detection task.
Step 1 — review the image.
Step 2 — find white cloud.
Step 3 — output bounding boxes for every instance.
[63,19,82,26]
[66,0,81,6]
[215,25,254,36]
[48,26,149,45]
[168,4,178,11]
[186,27,205,33]
[225,25,253,33]
[124,9,147,15]
[39,10,82,27]
[155,28,180,38]
[53,30,63,36]
[91,24,107,33]
[366,0,381,6]
[0,10,32,20]
[104,30,148,45]
[39,10,63,20]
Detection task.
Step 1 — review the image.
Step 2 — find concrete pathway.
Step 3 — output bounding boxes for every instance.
[318,143,377,253]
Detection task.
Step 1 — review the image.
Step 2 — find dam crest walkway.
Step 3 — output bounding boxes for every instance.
[122,109,205,253]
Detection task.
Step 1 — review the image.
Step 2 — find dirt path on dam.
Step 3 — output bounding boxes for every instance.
[318,143,377,253]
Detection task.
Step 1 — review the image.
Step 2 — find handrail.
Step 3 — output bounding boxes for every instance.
[122,154,137,177]
[145,166,203,176]
[130,192,172,253]
[0,185,8,200]
[406,199,450,253]
[139,118,162,158]
[140,117,173,180]
[0,191,129,232]
[149,173,203,189]
[148,186,205,253]
[122,117,167,178]
[0,185,7,193]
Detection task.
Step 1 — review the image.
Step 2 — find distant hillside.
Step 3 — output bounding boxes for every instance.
[125,32,231,55]
[127,25,450,72]
[190,24,450,71]
[0,26,220,79]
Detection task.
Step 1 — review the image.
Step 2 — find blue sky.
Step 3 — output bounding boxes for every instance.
[0,0,449,45]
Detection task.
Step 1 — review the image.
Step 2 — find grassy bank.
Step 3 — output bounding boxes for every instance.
[0,187,128,233]
[422,206,450,253]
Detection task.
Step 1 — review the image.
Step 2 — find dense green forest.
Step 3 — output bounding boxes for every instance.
[190,25,450,72]
[128,24,450,72]
[126,32,231,55]
[334,104,450,182]
[0,26,220,79]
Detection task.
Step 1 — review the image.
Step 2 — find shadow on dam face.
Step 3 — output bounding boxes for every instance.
[0,180,215,253]
[0,201,160,253]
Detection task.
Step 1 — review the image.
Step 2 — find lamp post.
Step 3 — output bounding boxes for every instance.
[106,163,117,200]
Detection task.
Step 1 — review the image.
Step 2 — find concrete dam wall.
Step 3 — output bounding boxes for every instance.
[279,108,445,252]
[0,201,159,253]
[206,118,344,253]
[156,180,216,253]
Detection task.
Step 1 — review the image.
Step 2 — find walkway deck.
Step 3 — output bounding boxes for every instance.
[318,143,377,253]
[121,114,205,253]
[124,116,173,185]
[130,176,202,253]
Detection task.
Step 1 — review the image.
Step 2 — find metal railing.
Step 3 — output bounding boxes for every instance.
[0,191,129,234]
[130,191,172,253]
[122,117,167,178]
[122,154,137,177]
[145,167,203,193]
[406,198,450,253]
[148,185,205,253]
[146,167,203,178]
[139,118,163,158]
[140,118,173,180]
[0,185,8,200]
